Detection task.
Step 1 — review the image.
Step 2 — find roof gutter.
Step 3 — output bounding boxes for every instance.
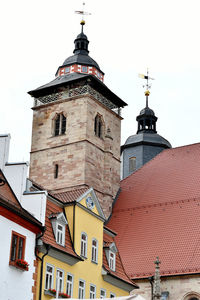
[35,228,51,300]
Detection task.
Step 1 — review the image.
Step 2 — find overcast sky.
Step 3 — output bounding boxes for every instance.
[1,0,200,162]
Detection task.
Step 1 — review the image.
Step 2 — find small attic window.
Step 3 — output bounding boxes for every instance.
[109,251,116,271]
[50,212,67,247]
[56,223,65,246]
[105,242,117,272]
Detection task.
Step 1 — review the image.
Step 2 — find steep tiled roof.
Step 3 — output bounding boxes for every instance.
[42,199,80,259]
[108,143,200,279]
[0,170,42,229]
[103,231,138,288]
[53,188,89,203]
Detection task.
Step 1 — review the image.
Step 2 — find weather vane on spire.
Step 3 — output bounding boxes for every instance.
[139,69,155,108]
[75,2,91,32]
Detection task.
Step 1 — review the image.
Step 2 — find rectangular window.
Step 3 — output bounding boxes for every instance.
[81,233,87,257]
[65,67,70,73]
[45,264,54,290]
[82,66,88,73]
[90,285,96,299]
[91,239,98,263]
[66,273,74,297]
[100,289,106,299]
[56,223,65,246]
[109,251,116,271]
[56,269,64,293]
[10,231,26,263]
[129,157,136,173]
[78,280,85,299]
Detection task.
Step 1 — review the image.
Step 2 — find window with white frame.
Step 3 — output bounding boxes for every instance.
[109,251,116,271]
[100,289,106,299]
[56,223,65,246]
[91,238,98,263]
[81,233,87,257]
[56,269,64,293]
[90,285,96,299]
[45,264,54,290]
[78,280,85,299]
[66,273,74,297]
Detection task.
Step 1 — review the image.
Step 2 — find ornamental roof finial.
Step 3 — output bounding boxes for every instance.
[75,2,91,33]
[139,69,155,108]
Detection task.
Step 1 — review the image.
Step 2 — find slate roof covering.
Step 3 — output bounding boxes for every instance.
[28,73,127,109]
[103,231,138,288]
[53,188,89,203]
[62,54,101,71]
[108,143,200,279]
[42,199,80,259]
[122,132,172,150]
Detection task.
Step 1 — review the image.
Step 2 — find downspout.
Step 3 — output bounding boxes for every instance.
[149,276,154,300]
[35,228,51,300]
[73,203,75,248]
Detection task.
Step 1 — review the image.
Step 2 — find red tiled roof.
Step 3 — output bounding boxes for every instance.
[42,199,80,259]
[53,188,89,203]
[0,170,42,229]
[108,143,200,279]
[103,231,138,287]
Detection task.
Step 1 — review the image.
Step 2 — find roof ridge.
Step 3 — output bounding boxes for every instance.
[113,195,200,213]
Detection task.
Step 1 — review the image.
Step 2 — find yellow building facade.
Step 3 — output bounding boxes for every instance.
[35,188,137,299]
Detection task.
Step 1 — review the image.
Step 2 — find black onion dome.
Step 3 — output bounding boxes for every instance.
[62,54,100,70]
[139,106,155,116]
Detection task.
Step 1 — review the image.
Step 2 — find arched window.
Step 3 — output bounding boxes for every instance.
[54,113,66,136]
[94,115,103,138]
[183,293,200,300]
[81,233,87,257]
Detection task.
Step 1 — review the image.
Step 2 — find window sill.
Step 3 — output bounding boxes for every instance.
[9,261,29,271]
[44,290,70,298]
[80,255,87,260]
[50,133,66,138]
[91,260,98,265]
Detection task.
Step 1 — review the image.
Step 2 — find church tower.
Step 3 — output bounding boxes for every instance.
[28,21,127,215]
[121,81,171,179]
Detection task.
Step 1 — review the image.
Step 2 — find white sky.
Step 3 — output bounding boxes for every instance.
[0,0,200,162]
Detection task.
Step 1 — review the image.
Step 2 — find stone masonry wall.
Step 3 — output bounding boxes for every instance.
[132,275,200,300]
[30,94,121,215]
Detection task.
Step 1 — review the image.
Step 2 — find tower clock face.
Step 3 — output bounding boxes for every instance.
[86,196,95,210]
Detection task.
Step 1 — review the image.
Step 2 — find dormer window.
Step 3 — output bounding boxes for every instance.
[94,114,103,138]
[109,251,116,271]
[81,232,87,257]
[49,212,67,247]
[54,113,66,136]
[56,223,65,246]
[105,242,117,272]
